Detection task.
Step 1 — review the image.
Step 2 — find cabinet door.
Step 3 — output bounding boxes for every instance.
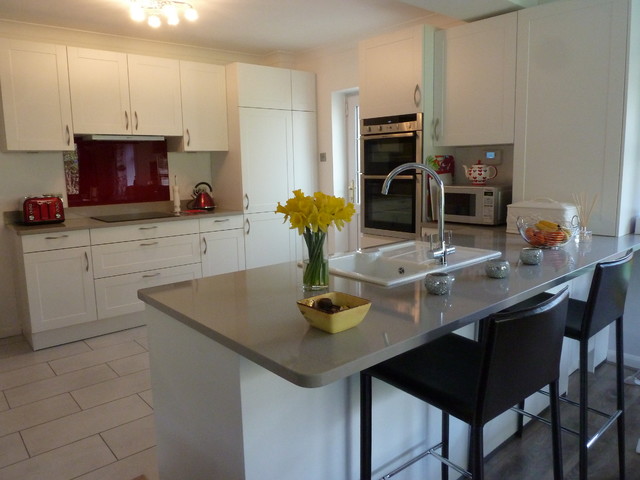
[67,47,131,135]
[127,54,183,135]
[291,70,316,112]
[359,25,424,118]
[292,110,318,196]
[178,61,228,151]
[433,12,517,146]
[95,263,201,319]
[24,247,97,332]
[232,63,292,110]
[240,108,293,213]
[201,229,246,277]
[514,0,627,235]
[0,39,73,151]
[244,213,295,269]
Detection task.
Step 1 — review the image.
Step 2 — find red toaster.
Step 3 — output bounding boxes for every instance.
[23,195,65,224]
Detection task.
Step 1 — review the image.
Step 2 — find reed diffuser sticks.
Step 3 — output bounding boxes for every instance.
[572,192,598,231]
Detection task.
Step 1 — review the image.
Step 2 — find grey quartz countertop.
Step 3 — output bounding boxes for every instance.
[138,226,640,388]
[6,208,243,235]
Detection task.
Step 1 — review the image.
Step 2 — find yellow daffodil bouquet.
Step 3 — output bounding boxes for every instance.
[276,190,355,289]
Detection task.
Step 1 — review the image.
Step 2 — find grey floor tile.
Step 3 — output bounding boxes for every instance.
[48,341,146,375]
[0,341,91,373]
[74,446,159,480]
[108,351,150,376]
[0,362,55,390]
[21,394,153,456]
[138,389,153,408]
[5,364,118,408]
[84,326,148,350]
[0,432,28,469]
[0,391,9,412]
[0,435,115,480]
[0,393,80,437]
[101,414,156,459]
[71,370,151,409]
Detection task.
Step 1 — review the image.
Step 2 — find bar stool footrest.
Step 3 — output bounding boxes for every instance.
[377,442,471,480]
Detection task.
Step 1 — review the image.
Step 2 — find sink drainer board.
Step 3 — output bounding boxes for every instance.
[327,240,501,287]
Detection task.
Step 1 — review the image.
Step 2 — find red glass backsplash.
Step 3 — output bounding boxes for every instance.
[65,138,170,207]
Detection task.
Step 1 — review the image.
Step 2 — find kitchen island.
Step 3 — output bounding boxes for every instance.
[139,227,640,480]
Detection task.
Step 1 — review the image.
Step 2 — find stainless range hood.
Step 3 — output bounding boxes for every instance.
[81,135,166,141]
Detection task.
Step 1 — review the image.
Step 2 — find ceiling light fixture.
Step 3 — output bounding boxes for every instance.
[129,0,198,28]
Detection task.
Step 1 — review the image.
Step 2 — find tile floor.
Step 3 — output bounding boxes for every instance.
[0,326,159,480]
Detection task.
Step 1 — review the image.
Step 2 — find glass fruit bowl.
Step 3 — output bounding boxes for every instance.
[516,216,578,249]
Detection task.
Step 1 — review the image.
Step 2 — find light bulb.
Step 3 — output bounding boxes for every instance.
[167,15,180,26]
[184,7,198,21]
[162,4,178,18]
[130,4,146,22]
[148,15,162,28]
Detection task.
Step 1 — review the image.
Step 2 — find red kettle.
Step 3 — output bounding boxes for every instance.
[190,182,216,210]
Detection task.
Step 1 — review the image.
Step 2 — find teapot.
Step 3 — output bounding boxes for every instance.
[189,182,216,210]
[463,160,498,185]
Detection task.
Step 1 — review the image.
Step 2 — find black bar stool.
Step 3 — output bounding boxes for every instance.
[514,250,633,480]
[360,287,569,480]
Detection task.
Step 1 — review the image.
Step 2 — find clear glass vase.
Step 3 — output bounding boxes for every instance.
[302,229,329,290]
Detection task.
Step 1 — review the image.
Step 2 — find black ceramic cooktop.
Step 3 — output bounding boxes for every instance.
[91,212,176,223]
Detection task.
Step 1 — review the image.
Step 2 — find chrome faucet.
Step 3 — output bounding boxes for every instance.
[381,162,453,265]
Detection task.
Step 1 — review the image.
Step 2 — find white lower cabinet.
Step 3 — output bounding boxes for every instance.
[244,212,295,269]
[200,215,245,277]
[95,263,201,319]
[23,246,97,332]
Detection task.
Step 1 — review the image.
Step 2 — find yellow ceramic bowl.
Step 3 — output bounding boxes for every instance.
[297,292,371,334]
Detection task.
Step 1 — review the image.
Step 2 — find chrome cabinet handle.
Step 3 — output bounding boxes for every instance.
[413,84,421,108]
[138,226,158,230]
[186,128,191,147]
[134,111,139,131]
[203,236,208,255]
[142,272,161,278]
[65,125,71,145]
[84,251,89,272]
[214,218,230,223]
[433,118,440,142]
[125,111,129,130]
[245,218,251,235]
[44,234,69,240]
[139,241,158,246]
[244,194,250,211]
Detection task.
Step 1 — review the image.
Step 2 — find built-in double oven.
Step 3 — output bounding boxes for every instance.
[360,113,423,238]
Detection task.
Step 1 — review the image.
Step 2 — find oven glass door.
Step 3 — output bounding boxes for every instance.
[361,132,421,175]
[362,176,419,235]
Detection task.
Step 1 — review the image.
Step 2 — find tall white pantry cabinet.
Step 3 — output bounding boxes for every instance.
[216,63,317,269]
[513,0,640,236]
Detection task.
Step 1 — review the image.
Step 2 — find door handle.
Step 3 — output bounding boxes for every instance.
[65,125,71,146]
[203,236,208,255]
[186,128,191,147]
[348,179,355,203]
[84,251,89,272]
[139,241,159,246]
[125,110,129,130]
[245,218,251,235]
[413,84,421,108]
[134,111,139,131]
[244,194,250,211]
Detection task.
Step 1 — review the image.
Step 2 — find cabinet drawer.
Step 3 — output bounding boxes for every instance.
[90,218,199,244]
[92,234,200,278]
[21,230,90,253]
[199,215,243,233]
[95,263,202,319]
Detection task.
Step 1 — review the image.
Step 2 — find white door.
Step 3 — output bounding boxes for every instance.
[346,93,360,252]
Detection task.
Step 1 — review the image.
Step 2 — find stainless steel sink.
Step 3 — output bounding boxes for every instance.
[328,240,501,287]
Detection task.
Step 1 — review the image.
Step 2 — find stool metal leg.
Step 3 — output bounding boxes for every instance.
[549,380,564,480]
[470,424,484,480]
[579,335,589,480]
[360,372,372,480]
[616,317,626,479]
[442,412,449,480]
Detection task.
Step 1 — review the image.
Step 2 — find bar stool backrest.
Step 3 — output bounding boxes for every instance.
[582,251,633,340]
[477,287,569,425]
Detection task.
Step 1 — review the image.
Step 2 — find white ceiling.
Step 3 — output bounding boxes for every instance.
[0,0,475,55]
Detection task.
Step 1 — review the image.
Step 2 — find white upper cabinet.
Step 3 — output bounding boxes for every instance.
[67,47,130,135]
[126,54,183,135]
[433,12,517,146]
[359,25,426,118]
[0,39,74,151]
[67,48,182,136]
[291,70,316,112]
[233,63,292,110]
[176,61,228,151]
[513,0,631,236]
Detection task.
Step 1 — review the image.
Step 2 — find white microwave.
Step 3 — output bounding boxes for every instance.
[431,184,512,225]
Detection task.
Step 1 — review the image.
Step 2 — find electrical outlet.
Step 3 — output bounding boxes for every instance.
[483,149,502,165]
